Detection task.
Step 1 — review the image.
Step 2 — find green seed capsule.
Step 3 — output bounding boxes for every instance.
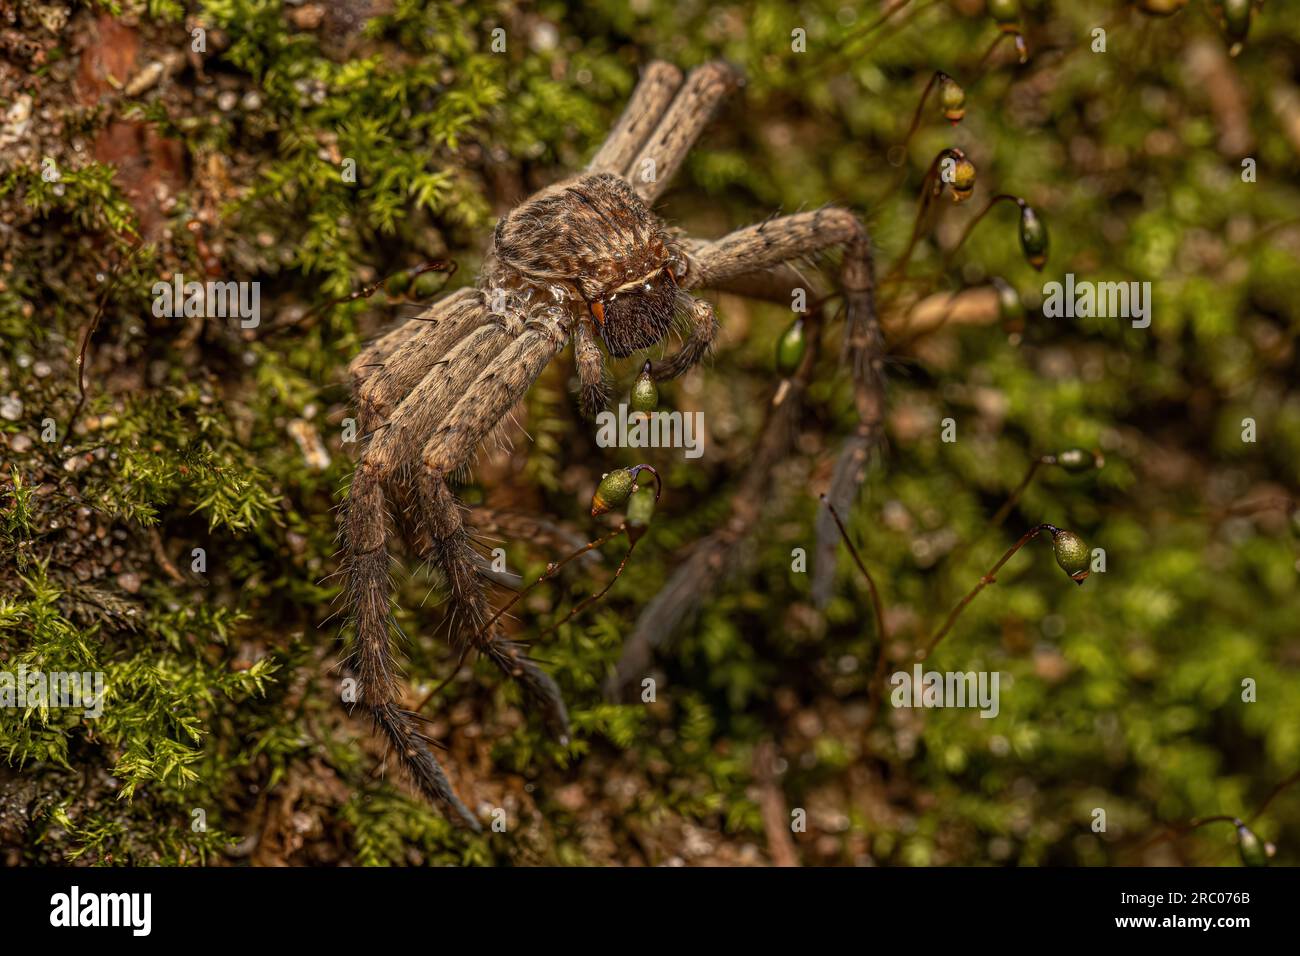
[412,269,447,299]
[384,269,413,299]
[776,317,807,376]
[1236,821,1268,867]
[1055,448,1100,474]
[626,485,657,542]
[988,0,1020,29]
[1019,204,1048,270]
[630,360,658,414]
[591,468,636,516]
[938,76,966,124]
[1050,529,1090,584]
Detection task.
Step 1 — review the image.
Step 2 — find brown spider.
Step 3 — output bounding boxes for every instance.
[341,60,884,829]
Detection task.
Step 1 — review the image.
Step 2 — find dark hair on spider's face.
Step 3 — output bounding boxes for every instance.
[590,268,683,358]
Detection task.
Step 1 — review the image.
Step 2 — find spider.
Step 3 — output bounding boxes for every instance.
[341,60,885,830]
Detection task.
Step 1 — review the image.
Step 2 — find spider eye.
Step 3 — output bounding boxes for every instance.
[590,300,606,326]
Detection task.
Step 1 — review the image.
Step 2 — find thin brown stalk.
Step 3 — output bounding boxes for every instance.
[1247,769,1300,824]
[1126,769,1300,860]
[821,497,891,730]
[480,525,627,638]
[918,523,1055,661]
[939,194,1023,275]
[262,259,457,338]
[69,239,144,436]
[885,148,967,285]
[988,457,1046,530]
[542,538,640,636]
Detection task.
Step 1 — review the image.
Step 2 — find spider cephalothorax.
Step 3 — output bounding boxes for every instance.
[488,172,687,357]
[341,60,885,829]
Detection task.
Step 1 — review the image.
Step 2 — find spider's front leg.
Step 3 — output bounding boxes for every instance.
[350,287,486,427]
[414,312,574,740]
[654,297,719,382]
[353,290,505,567]
[686,207,886,607]
[341,454,481,828]
[342,295,562,824]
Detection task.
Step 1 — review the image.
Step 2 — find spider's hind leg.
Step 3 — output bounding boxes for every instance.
[340,291,501,826]
[349,287,482,403]
[587,61,684,177]
[628,61,742,203]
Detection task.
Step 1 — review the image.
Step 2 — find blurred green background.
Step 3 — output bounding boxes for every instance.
[1,0,1297,865]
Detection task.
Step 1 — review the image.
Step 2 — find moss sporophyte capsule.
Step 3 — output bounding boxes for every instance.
[938,76,966,124]
[1235,820,1269,867]
[1217,0,1253,53]
[992,277,1023,323]
[950,156,977,203]
[988,0,1020,29]
[383,269,412,298]
[776,318,806,376]
[1018,204,1048,270]
[630,360,658,414]
[590,464,661,517]
[1054,448,1102,473]
[412,269,447,299]
[591,469,636,516]
[1049,528,1090,584]
[626,485,656,542]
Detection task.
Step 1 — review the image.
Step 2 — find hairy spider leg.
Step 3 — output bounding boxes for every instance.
[351,289,486,416]
[344,300,578,823]
[685,207,885,608]
[348,287,480,395]
[341,460,479,828]
[415,310,574,741]
[627,61,742,203]
[343,308,513,828]
[587,61,684,176]
[351,290,496,577]
[681,236,833,307]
